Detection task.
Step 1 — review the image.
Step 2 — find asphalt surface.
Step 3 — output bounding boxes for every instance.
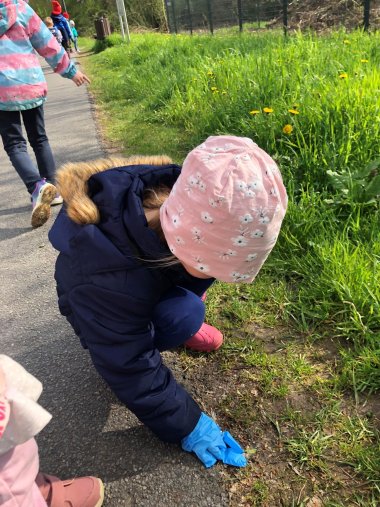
[0,59,228,506]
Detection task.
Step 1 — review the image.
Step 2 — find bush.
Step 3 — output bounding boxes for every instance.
[93,34,125,54]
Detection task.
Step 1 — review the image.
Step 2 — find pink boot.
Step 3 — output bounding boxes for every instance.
[36,473,104,507]
[185,323,223,352]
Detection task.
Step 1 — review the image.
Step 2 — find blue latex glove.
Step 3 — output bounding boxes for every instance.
[181,413,247,468]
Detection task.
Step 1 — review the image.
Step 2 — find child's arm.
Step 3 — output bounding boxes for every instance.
[25,3,89,84]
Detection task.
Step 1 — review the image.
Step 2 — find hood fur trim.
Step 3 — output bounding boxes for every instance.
[56,155,173,225]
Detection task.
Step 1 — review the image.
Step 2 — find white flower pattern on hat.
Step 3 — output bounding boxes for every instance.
[193,256,210,274]
[172,215,181,228]
[209,195,226,208]
[251,229,264,238]
[239,213,253,224]
[235,180,247,192]
[231,271,250,282]
[191,227,205,243]
[175,236,185,245]
[219,249,237,260]
[201,211,213,223]
[232,235,249,247]
[248,180,262,191]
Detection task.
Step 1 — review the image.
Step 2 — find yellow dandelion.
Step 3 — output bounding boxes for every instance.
[361,59,369,63]
[221,91,227,95]
[263,107,273,113]
[343,40,351,44]
[339,72,348,79]
[210,86,218,91]
[288,109,299,115]
[249,109,260,115]
[283,124,293,134]
[207,71,214,76]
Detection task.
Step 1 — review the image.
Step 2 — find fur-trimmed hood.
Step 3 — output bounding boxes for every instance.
[56,155,174,225]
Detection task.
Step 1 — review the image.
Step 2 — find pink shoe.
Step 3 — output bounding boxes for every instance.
[36,473,104,507]
[185,323,223,352]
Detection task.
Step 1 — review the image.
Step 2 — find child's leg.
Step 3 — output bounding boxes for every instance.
[152,287,205,351]
[22,106,56,185]
[0,438,47,507]
[74,38,78,51]
[0,110,41,194]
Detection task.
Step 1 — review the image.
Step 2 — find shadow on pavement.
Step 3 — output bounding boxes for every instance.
[0,205,31,216]
[14,334,180,483]
[0,226,32,240]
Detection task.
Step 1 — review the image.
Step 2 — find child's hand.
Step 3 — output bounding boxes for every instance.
[181,412,247,468]
[72,71,91,87]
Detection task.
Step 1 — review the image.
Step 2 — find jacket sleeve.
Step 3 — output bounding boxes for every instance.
[26,6,76,79]
[67,283,202,443]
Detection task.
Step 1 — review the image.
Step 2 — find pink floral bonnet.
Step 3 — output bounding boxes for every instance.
[160,135,288,283]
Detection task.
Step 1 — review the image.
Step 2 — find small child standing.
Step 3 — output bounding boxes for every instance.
[44,16,63,45]
[0,0,90,228]
[0,355,104,507]
[50,1,72,56]
[69,20,79,52]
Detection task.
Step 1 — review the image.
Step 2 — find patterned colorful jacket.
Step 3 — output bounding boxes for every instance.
[0,0,77,111]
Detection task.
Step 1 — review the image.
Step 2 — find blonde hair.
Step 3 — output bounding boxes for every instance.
[142,185,170,242]
[44,17,54,28]
[142,186,180,267]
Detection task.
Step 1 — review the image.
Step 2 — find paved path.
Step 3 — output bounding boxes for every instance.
[0,59,228,506]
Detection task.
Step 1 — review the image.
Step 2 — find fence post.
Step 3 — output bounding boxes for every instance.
[170,0,178,34]
[283,0,288,36]
[237,0,243,32]
[363,0,370,31]
[186,0,193,35]
[163,0,171,32]
[256,1,260,28]
[206,0,214,34]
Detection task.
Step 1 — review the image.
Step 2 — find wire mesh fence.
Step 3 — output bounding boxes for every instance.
[163,0,380,34]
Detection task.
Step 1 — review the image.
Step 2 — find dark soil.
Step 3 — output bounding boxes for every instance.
[164,325,377,506]
[269,0,380,32]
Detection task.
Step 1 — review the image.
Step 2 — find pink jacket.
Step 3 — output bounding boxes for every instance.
[0,0,76,111]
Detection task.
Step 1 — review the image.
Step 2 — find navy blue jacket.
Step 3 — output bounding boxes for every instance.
[51,13,72,44]
[49,164,212,442]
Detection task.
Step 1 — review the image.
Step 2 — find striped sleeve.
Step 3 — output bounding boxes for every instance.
[25,4,77,79]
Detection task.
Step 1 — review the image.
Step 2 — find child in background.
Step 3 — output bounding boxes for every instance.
[50,1,72,56]
[70,19,79,52]
[0,355,104,507]
[0,0,90,228]
[49,136,287,469]
[44,16,62,45]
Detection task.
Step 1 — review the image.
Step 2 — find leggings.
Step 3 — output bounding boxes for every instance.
[0,106,56,194]
[0,439,47,507]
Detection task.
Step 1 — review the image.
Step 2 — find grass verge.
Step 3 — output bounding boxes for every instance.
[78,30,379,505]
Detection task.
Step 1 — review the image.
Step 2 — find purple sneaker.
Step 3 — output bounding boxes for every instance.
[31,179,57,228]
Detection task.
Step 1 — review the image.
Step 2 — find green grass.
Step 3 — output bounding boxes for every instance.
[80,29,380,503]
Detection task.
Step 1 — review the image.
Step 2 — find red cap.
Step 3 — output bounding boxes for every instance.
[51,1,62,15]
[63,11,70,19]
